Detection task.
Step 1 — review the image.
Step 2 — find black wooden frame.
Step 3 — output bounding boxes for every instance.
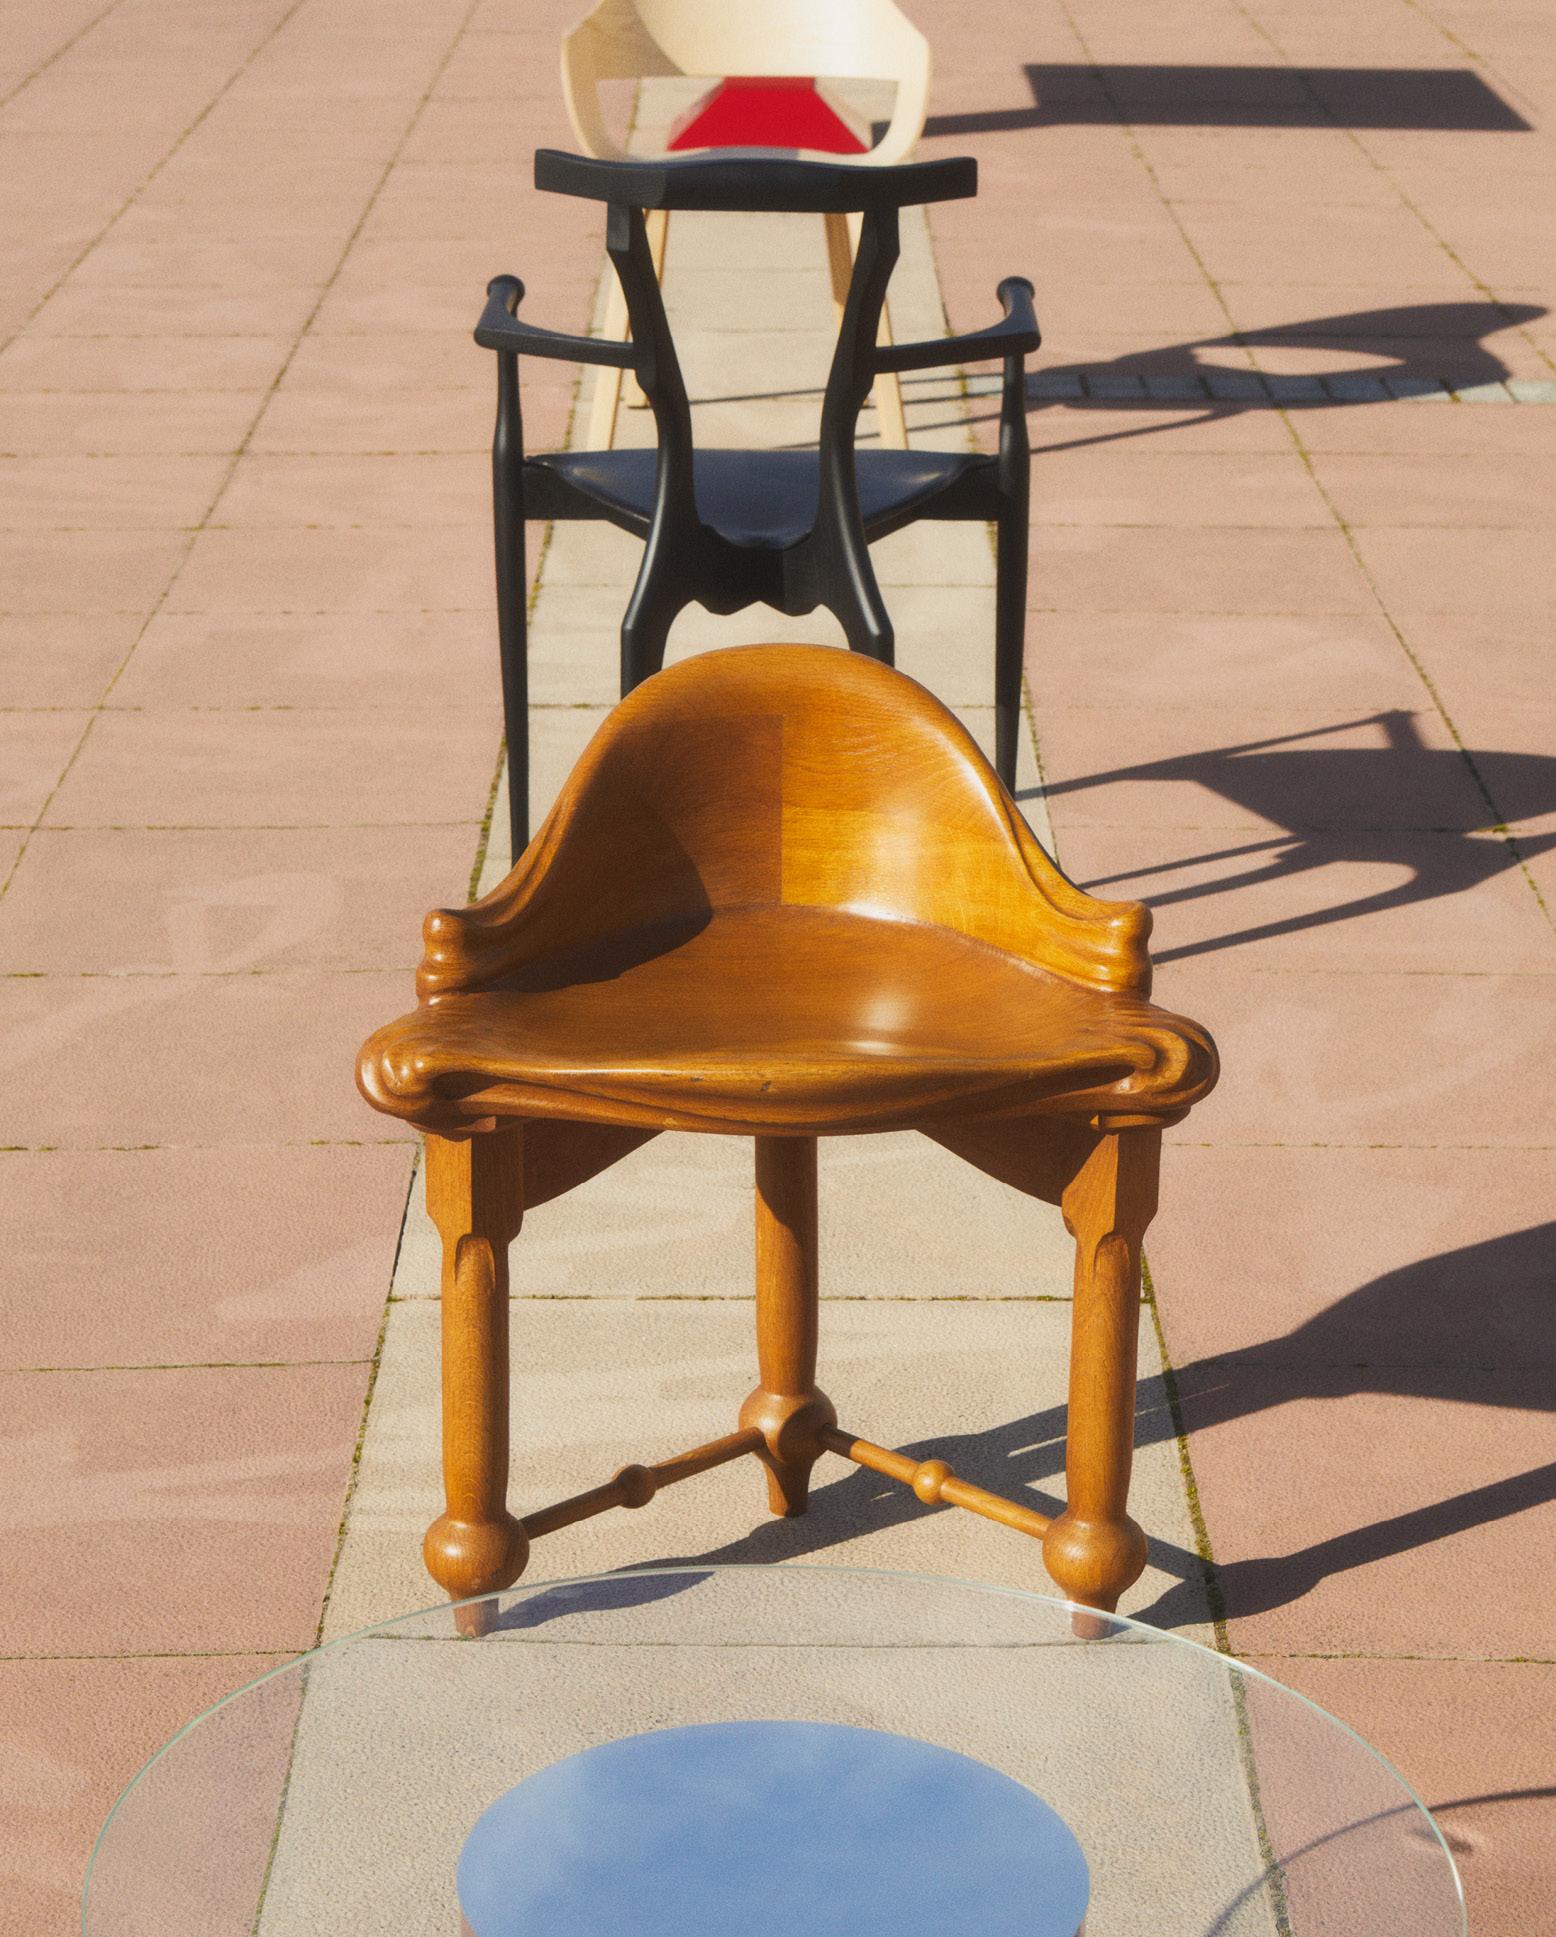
[476,149,1040,856]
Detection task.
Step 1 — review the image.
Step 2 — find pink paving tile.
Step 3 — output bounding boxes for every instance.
[1032,525,1372,616]
[71,235,343,291]
[0,454,231,530]
[244,383,494,454]
[0,334,286,393]
[1024,610,1426,715]
[310,270,601,338]
[4,530,191,613]
[111,608,501,710]
[1309,451,1556,529]
[44,710,496,829]
[398,95,580,164]
[1147,1143,1556,1369]
[26,283,324,338]
[1352,527,1552,620]
[1247,332,1553,383]
[1035,448,1330,529]
[0,1653,290,1937]
[1054,824,1554,972]
[0,389,261,455]
[358,165,532,244]
[1034,705,1491,834]
[965,276,1232,340]
[328,235,521,291]
[1032,401,1300,459]
[0,1361,370,1653]
[0,711,88,824]
[1396,705,1556,839]
[1174,205,1465,286]
[212,452,487,529]
[1215,282,1493,338]
[1244,1658,1556,1937]
[1,1143,411,1368]
[274,328,491,394]
[167,525,490,611]
[951,219,1208,288]
[1148,158,1402,211]
[1523,839,1556,922]
[1291,403,1556,458]
[1161,1374,1556,1657]
[0,969,412,1147]
[1398,613,1556,718]
[0,615,138,708]
[0,823,478,973]
[1154,964,1556,1147]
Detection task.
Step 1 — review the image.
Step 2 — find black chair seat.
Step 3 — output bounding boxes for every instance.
[530,447,989,548]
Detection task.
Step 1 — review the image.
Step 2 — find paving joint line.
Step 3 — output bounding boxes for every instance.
[0,0,132,113]
[1224,0,1554,381]
[0,0,316,358]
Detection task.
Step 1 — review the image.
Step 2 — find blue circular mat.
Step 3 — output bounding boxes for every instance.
[458,1718,1089,1937]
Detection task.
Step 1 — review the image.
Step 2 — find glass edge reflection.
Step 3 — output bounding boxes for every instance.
[80,1561,1466,1937]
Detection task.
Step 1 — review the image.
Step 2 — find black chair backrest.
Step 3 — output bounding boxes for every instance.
[531,149,978,604]
[532,148,976,214]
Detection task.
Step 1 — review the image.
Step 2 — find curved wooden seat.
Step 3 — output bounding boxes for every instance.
[363,907,1210,1136]
[356,647,1218,1630]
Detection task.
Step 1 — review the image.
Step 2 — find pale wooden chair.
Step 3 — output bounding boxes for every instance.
[560,0,932,449]
[358,646,1218,1632]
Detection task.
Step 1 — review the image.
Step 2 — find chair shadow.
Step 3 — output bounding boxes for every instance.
[902,299,1550,455]
[685,299,1547,456]
[615,1220,1554,1632]
[923,62,1532,136]
[1020,708,1556,965]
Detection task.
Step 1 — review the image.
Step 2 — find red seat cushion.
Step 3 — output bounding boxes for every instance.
[666,77,868,155]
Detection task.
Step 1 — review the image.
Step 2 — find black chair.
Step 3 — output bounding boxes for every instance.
[477,148,1040,855]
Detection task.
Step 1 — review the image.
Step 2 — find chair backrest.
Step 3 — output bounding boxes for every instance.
[561,0,931,164]
[534,150,972,559]
[419,647,1151,1002]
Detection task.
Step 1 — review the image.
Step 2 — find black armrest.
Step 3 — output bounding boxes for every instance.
[474,274,635,367]
[534,148,977,215]
[874,277,1040,374]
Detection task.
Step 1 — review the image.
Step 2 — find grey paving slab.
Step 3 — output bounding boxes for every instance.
[322,1298,1213,1643]
[391,1128,1075,1306]
[257,1610,1269,1937]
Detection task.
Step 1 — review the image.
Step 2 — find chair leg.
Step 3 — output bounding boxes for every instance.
[423,1130,529,1634]
[619,591,677,694]
[740,1135,836,1516]
[1043,1129,1161,1613]
[993,501,1029,794]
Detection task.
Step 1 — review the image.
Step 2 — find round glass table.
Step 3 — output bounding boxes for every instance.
[84,1566,1463,1937]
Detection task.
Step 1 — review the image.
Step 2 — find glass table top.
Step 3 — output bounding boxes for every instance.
[84,1565,1463,1937]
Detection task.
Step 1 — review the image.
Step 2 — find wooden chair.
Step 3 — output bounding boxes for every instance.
[357,646,1218,1632]
[481,148,1039,859]
[559,0,932,450]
